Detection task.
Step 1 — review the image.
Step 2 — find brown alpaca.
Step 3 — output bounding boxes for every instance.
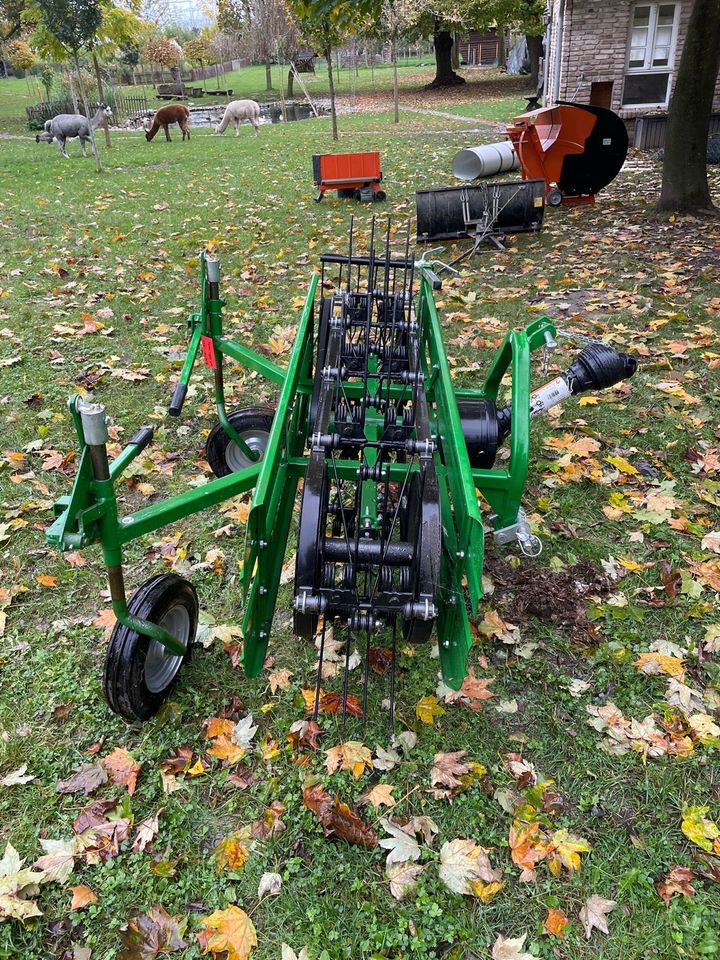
[145,104,191,142]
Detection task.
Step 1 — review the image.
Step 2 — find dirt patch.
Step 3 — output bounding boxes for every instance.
[485,555,613,639]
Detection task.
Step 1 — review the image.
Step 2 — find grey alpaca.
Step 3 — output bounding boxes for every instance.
[45,105,112,158]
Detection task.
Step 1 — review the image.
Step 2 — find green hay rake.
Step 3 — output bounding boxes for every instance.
[47,221,637,722]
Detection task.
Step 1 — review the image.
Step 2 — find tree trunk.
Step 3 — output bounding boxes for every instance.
[287,65,294,98]
[497,26,506,70]
[526,34,543,90]
[74,52,102,173]
[92,53,111,148]
[658,0,720,212]
[392,38,399,124]
[325,45,338,140]
[265,58,273,90]
[426,26,465,88]
[451,31,460,69]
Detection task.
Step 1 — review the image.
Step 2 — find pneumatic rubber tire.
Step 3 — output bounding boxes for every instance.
[206,406,275,479]
[103,574,198,722]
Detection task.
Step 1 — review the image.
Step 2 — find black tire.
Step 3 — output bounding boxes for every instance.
[547,188,563,207]
[103,574,198,722]
[206,406,275,478]
[375,190,387,201]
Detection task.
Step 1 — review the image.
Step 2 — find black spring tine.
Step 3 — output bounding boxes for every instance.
[362,624,372,722]
[342,623,353,723]
[389,617,398,729]
[313,617,327,722]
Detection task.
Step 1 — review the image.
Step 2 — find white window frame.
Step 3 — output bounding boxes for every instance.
[623,2,681,109]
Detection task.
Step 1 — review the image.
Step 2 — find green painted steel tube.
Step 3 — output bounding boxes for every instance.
[216,339,287,386]
[116,462,261,544]
[177,322,203,387]
[111,601,187,656]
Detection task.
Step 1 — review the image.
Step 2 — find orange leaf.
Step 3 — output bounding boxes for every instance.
[102,747,141,795]
[197,905,257,960]
[544,907,569,938]
[70,885,98,910]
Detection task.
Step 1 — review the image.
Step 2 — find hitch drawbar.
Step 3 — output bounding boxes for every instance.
[459,343,637,470]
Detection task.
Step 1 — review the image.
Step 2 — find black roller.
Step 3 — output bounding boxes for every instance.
[416,179,545,241]
[555,102,629,198]
[457,399,500,469]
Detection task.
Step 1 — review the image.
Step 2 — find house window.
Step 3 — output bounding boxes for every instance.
[622,2,679,107]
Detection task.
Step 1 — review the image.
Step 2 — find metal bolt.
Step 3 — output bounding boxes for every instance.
[259,540,267,549]
[456,550,465,559]
[120,517,134,525]
[259,586,267,595]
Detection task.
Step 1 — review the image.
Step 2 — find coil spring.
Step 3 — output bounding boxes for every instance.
[323,562,337,587]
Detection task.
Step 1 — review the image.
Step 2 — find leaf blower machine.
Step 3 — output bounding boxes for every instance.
[454,101,629,206]
[47,220,637,723]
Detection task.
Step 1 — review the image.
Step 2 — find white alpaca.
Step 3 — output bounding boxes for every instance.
[214,99,261,137]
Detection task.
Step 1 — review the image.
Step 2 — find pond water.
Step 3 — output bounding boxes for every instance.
[188,101,323,128]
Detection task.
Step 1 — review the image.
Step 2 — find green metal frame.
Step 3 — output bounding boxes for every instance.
[47,251,555,692]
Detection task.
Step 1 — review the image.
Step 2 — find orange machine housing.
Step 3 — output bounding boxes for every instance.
[312,151,385,202]
[507,102,628,206]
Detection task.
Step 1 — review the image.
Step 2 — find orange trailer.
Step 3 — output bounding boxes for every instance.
[312,151,386,202]
[507,102,628,206]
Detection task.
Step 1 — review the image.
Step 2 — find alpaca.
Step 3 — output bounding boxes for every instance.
[214,100,261,137]
[46,105,112,159]
[145,104,191,142]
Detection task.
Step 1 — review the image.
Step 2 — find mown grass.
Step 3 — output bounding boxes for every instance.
[0,79,719,960]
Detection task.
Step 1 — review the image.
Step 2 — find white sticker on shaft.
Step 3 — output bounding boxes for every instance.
[529,376,572,417]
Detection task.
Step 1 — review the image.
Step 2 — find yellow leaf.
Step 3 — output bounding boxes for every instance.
[546,828,591,874]
[634,652,686,681]
[415,695,445,724]
[469,878,505,903]
[207,735,246,765]
[324,741,373,779]
[361,784,396,809]
[681,806,720,852]
[199,905,257,960]
[606,455,639,476]
[544,907,569,938]
[215,827,252,872]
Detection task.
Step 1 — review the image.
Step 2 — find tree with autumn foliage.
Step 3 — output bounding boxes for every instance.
[5,35,34,69]
[143,33,183,83]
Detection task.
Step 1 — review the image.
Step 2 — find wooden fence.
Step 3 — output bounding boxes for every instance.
[26,91,149,129]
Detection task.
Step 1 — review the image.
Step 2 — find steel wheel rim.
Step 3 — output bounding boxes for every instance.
[145,604,190,693]
[224,429,269,473]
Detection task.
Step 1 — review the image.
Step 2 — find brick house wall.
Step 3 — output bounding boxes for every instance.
[545,0,720,125]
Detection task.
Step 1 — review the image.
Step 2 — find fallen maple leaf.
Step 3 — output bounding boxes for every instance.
[544,907,569,938]
[656,865,696,906]
[360,784,396,809]
[57,762,108,796]
[198,905,257,960]
[386,862,424,900]
[431,751,472,790]
[379,819,421,867]
[635,651,686,681]
[119,903,188,959]
[681,806,720,852]
[207,735,246,765]
[546,828,591,875]
[469,878,505,903]
[215,827,253,872]
[0,765,35,787]
[491,933,535,960]
[70,884,98,910]
[33,838,78,883]
[301,688,363,717]
[415,695,445,724]
[132,810,162,854]
[438,838,502,895]
[102,747,141,795]
[325,741,374,779]
[302,784,377,848]
[579,894,616,939]
[257,872,282,898]
[268,667,293,693]
[0,843,46,921]
[287,719,325,751]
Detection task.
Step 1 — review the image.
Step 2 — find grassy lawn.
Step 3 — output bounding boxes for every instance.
[0,79,719,960]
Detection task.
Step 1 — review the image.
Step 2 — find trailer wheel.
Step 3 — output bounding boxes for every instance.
[103,574,198,722]
[206,406,275,478]
[547,188,563,207]
[375,190,387,201]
